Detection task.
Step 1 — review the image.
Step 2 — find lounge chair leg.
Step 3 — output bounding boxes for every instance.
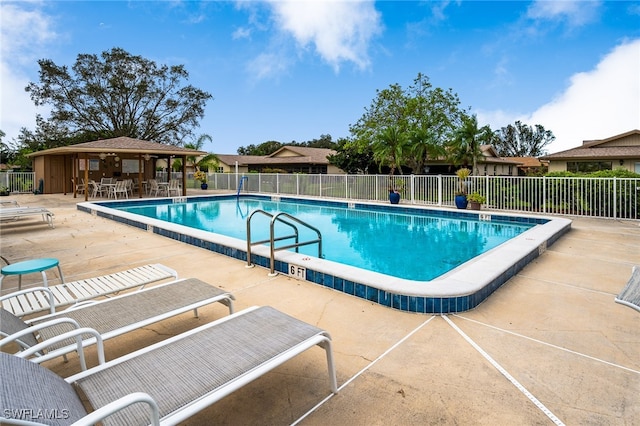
[221,299,235,314]
[192,308,199,318]
[63,354,69,363]
[319,339,338,394]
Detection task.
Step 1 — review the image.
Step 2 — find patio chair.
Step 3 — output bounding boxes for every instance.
[615,265,640,312]
[72,178,85,195]
[0,263,178,317]
[167,179,181,196]
[0,306,336,425]
[148,179,164,197]
[111,180,129,199]
[0,278,235,370]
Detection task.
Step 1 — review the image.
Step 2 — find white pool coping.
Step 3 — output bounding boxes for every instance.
[79,195,571,311]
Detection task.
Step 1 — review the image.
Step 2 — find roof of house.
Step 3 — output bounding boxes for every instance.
[506,157,549,168]
[217,147,336,167]
[27,136,206,157]
[540,129,640,160]
[479,145,523,165]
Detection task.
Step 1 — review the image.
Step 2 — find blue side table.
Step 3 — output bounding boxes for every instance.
[0,258,65,290]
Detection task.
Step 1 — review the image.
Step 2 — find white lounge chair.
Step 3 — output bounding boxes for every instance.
[0,263,178,317]
[615,265,640,312]
[0,199,19,207]
[0,306,336,425]
[0,206,55,228]
[1,278,235,370]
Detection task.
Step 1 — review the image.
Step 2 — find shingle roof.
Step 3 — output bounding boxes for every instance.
[217,147,335,167]
[540,130,640,160]
[28,137,206,157]
[541,146,640,160]
[506,157,548,167]
[268,146,335,162]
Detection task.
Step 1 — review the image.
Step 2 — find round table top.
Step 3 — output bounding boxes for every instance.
[1,258,59,275]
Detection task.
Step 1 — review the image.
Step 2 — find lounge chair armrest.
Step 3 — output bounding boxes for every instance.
[0,287,56,315]
[16,327,105,371]
[64,300,100,311]
[71,392,160,426]
[0,317,82,350]
[155,263,179,279]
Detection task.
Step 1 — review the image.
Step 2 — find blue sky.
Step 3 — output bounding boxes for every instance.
[1,1,639,155]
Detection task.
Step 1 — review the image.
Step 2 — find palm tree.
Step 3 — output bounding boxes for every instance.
[372,125,408,176]
[184,133,219,172]
[409,127,446,174]
[448,114,493,175]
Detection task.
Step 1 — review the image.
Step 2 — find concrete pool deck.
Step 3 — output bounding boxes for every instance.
[1,192,639,425]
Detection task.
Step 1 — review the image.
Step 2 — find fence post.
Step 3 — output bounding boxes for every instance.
[542,176,547,214]
[485,175,490,209]
[613,177,617,219]
[345,175,349,200]
[410,174,415,204]
[437,175,442,206]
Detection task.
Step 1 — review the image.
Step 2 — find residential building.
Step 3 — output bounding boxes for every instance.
[216,146,343,174]
[540,129,640,173]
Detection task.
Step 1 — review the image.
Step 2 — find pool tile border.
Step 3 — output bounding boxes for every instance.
[78,195,570,314]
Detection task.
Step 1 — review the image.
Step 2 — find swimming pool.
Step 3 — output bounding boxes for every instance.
[78,195,571,313]
[114,197,534,281]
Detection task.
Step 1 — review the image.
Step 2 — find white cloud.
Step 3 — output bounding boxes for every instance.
[232,26,251,40]
[526,0,602,28]
[265,0,382,72]
[0,3,57,143]
[247,52,290,81]
[479,38,640,154]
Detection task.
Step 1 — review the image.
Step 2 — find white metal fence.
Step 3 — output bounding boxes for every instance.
[2,171,637,219]
[0,172,37,193]
[203,173,639,220]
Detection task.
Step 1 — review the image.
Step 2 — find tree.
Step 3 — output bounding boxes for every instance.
[290,134,338,149]
[0,130,9,165]
[237,135,339,155]
[372,125,409,175]
[25,47,212,146]
[184,133,219,172]
[327,137,376,174]
[404,75,462,173]
[493,121,555,157]
[448,114,493,175]
[237,141,283,156]
[349,73,464,174]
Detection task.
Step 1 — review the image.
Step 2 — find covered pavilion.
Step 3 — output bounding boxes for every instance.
[27,137,206,200]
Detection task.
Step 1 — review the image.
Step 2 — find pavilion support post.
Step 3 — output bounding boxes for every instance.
[182,155,187,197]
[84,154,89,201]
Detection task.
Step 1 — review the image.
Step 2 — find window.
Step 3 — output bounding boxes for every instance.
[79,159,99,171]
[567,161,612,173]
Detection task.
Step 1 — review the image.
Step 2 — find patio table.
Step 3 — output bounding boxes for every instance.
[0,258,65,291]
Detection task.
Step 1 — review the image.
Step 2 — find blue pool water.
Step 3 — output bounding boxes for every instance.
[115,197,534,281]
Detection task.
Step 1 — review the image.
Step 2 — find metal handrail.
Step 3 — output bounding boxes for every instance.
[246,209,323,275]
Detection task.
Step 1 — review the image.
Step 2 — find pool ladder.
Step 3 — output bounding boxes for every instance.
[246,209,322,276]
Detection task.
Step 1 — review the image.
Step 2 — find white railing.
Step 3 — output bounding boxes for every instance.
[200,173,639,220]
[0,172,36,193]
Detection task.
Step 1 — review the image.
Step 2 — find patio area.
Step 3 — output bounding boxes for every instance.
[1,192,638,425]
